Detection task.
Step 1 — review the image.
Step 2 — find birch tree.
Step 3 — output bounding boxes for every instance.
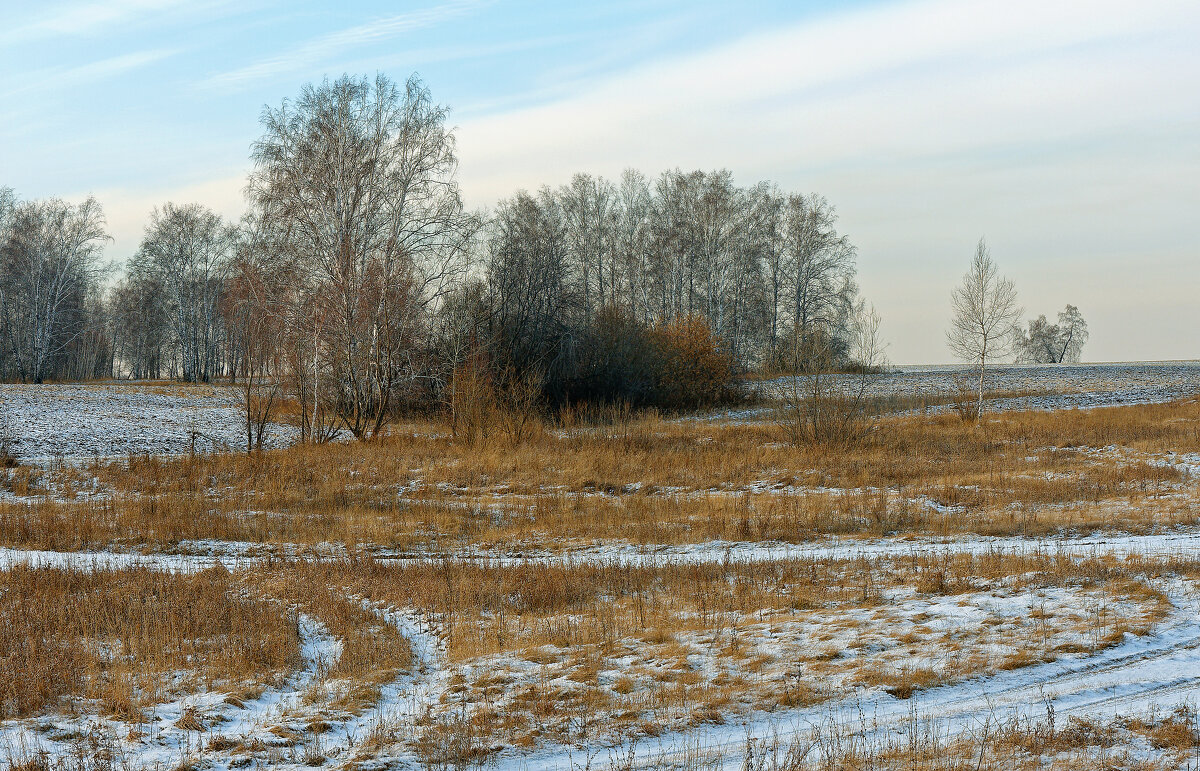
[248,73,476,438]
[947,239,1021,419]
[1015,304,1088,364]
[781,193,857,370]
[134,203,233,381]
[0,196,109,382]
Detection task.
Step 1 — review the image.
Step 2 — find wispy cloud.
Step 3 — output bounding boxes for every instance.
[451,0,1200,363]
[201,0,490,91]
[1,0,189,46]
[1,49,178,100]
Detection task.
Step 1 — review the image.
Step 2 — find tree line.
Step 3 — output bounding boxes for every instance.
[0,75,864,408]
[0,72,1088,439]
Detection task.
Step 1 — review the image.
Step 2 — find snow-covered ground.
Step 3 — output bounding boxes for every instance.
[503,581,1200,770]
[2,364,1200,768]
[0,382,298,463]
[754,360,1200,411]
[2,363,1196,465]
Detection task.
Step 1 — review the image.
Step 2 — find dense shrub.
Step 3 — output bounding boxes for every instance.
[647,316,737,409]
[567,310,737,410]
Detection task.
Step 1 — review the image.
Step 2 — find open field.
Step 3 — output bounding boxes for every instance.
[0,383,297,463]
[2,363,1200,769]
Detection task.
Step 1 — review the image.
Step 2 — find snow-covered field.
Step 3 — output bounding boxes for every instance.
[2,363,1196,466]
[2,365,1200,769]
[0,382,298,463]
[757,360,1200,411]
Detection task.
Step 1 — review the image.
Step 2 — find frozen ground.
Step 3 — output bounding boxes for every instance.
[0,539,1182,770]
[505,582,1200,770]
[0,382,298,463]
[2,365,1200,768]
[1,363,1196,465]
[754,360,1200,412]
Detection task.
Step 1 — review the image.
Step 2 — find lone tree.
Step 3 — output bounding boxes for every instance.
[1015,304,1088,363]
[947,239,1021,419]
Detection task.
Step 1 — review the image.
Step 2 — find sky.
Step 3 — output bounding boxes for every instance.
[1,0,1197,364]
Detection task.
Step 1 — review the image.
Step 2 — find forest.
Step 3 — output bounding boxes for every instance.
[0,73,1086,440]
[0,75,862,396]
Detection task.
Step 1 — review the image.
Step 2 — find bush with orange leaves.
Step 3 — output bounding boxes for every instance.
[648,315,738,409]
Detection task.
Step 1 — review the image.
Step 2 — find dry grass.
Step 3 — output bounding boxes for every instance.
[2,393,1199,766]
[248,563,414,713]
[2,398,1197,554]
[719,711,1193,771]
[0,564,299,720]
[231,551,1172,754]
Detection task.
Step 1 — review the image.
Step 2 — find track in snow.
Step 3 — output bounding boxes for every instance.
[501,584,1200,769]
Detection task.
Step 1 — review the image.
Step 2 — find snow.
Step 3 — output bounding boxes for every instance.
[2,363,1200,768]
[488,583,1200,769]
[0,382,299,464]
[726,361,1200,422]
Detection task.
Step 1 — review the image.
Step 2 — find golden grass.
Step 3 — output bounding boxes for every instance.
[0,564,299,720]
[3,398,1197,554]
[230,550,1172,754]
[2,395,1199,765]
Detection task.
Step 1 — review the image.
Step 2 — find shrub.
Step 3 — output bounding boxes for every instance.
[648,315,737,409]
[568,310,738,410]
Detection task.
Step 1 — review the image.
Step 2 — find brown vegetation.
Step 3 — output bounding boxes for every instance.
[1,398,1196,554]
[0,564,298,719]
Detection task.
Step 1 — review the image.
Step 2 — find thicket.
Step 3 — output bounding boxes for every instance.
[1,73,874,435]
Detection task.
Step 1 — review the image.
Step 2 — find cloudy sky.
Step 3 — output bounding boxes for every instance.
[2,0,1197,363]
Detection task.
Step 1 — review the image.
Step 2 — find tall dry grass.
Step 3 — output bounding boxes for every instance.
[0,564,299,720]
[3,398,1196,553]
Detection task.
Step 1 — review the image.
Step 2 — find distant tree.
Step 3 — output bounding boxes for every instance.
[133,203,234,382]
[111,268,169,379]
[782,194,857,370]
[947,239,1021,420]
[485,189,575,391]
[0,196,110,382]
[1016,304,1088,364]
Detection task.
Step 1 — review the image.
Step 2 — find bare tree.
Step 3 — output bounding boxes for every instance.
[1016,304,1088,364]
[780,304,886,445]
[133,203,234,382]
[111,268,169,379]
[947,239,1021,419]
[780,193,857,371]
[225,227,287,453]
[560,173,616,318]
[248,73,476,439]
[485,190,575,386]
[1054,304,1088,363]
[0,196,110,382]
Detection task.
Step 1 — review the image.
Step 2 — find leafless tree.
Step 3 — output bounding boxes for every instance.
[485,190,576,387]
[133,203,234,381]
[473,168,862,386]
[947,239,1021,419]
[614,170,653,323]
[0,195,110,382]
[1015,304,1088,364]
[248,73,477,439]
[111,269,168,379]
[560,173,616,319]
[780,304,887,445]
[225,223,288,453]
[780,193,857,371]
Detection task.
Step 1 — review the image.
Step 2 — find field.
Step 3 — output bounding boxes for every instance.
[2,362,1200,770]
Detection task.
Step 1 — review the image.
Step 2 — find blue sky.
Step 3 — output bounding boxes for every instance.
[2,0,1198,363]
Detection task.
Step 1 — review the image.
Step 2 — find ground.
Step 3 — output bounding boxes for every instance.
[1,363,1200,770]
